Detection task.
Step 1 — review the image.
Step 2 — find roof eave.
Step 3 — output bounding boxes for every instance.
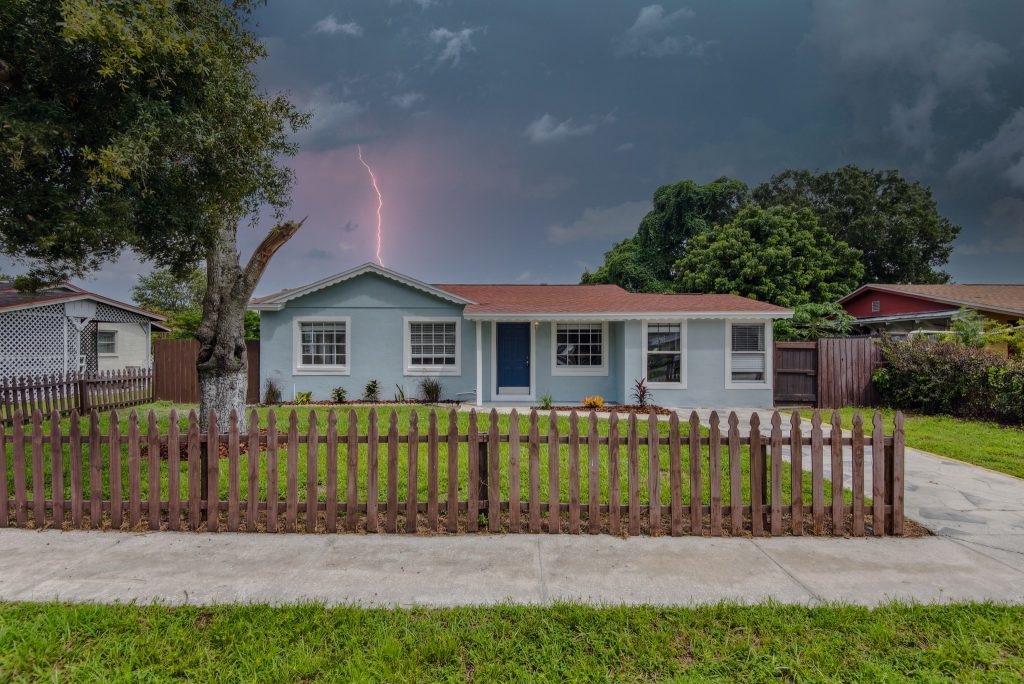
[463,310,792,321]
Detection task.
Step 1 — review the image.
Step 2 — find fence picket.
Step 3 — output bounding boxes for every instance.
[207,410,221,532]
[127,411,142,529]
[12,413,26,527]
[168,410,181,531]
[830,411,844,536]
[708,411,722,536]
[770,412,783,536]
[789,411,803,535]
[810,411,825,535]
[872,411,886,536]
[49,410,63,526]
[148,410,162,530]
[446,409,458,533]
[346,410,359,531]
[31,411,45,528]
[728,413,741,533]
[386,410,399,533]
[587,412,600,534]
[265,411,279,533]
[285,410,298,533]
[627,413,640,536]
[547,410,560,534]
[488,409,500,532]
[427,411,439,532]
[246,410,259,532]
[367,409,379,532]
[528,411,542,533]
[647,411,661,535]
[568,412,581,534]
[749,414,764,537]
[187,411,201,530]
[326,410,338,533]
[0,423,7,528]
[227,410,241,533]
[607,412,620,536]
[467,410,479,533]
[305,411,319,533]
[688,411,702,536]
[893,411,906,536]
[509,409,521,533]
[406,412,419,533]
[89,410,102,528]
[668,413,683,536]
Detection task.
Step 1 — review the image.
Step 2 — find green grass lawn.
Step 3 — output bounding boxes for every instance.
[1,602,1022,682]
[835,407,1024,480]
[3,402,852,520]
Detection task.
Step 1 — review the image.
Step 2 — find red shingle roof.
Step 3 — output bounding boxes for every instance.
[841,284,1024,317]
[436,283,790,315]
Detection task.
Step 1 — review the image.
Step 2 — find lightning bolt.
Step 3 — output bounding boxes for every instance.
[357,144,384,266]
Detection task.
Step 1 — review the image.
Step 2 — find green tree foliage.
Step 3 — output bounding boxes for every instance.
[131,267,206,315]
[752,167,959,284]
[582,178,748,291]
[161,309,260,341]
[674,206,864,307]
[774,303,856,341]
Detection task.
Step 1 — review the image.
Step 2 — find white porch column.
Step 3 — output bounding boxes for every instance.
[475,320,483,406]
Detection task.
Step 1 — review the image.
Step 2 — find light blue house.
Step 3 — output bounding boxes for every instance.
[250,263,792,407]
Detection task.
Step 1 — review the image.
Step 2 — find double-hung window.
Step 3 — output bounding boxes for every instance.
[97,330,117,355]
[644,322,685,386]
[729,322,768,384]
[405,318,459,374]
[293,318,349,374]
[552,322,607,375]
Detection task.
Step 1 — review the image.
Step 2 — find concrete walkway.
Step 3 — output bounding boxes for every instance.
[2,406,1022,607]
[1,529,1022,607]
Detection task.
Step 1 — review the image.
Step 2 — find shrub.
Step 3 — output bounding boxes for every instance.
[631,378,653,408]
[294,391,313,404]
[418,377,443,403]
[538,394,554,410]
[330,386,347,403]
[874,336,1024,424]
[582,395,604,409]
[394,384,406,402]
[363,379,381,402]
[263,377,283,405]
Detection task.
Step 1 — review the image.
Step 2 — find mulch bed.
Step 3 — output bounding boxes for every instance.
[267,400,461,407]
[535,405,674,416]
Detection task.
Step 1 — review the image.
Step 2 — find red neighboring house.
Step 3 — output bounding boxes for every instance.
[839,284,1024,336]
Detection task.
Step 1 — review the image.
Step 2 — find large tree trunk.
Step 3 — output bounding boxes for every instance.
[196,219,304,431]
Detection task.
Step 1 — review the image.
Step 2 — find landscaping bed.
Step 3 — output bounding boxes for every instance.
[533,405,674,416]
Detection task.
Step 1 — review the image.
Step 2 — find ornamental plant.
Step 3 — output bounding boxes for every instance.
[582,395,604,409]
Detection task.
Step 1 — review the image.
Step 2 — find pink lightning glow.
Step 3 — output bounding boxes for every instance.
[356,144,384,266]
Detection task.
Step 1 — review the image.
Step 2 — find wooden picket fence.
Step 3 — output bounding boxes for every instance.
[0,408,905,537]
[0,370,153,425]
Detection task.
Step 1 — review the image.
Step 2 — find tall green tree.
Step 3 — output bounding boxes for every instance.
[752,166,959,284]
[131,267,207,314]
[773,303,856,341]
[674,206,864,307]
[582,177,748,291]
[0,0,309,428]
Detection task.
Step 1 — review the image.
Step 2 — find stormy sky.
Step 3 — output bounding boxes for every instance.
[11,1,1024,298]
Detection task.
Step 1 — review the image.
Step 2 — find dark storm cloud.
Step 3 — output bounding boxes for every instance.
[15,0,1019,298]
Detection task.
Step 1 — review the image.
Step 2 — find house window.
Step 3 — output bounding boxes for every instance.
[553,322,607,375]
[406,318,459,374]
[645,323,684,385]
[871,300,881,313]
[730,323,767,383]
[294,318,349,374]
[97,330,117,355]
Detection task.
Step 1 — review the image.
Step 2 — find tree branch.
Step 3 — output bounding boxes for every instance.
[241,217,305,293]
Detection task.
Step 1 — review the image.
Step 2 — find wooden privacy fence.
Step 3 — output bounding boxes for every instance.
[153,339,260,404]
[775,337,883,408]
[0,370,152,425]
[0,408,905,537]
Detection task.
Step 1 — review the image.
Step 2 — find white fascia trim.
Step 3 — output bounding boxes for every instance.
[0,294,167,321]
[464,310,791,322]
[724,319,773,390]
[292,315,351,376]
[641,320,687,389]
[249,262,475,311]
[403,316,462,376]
[550,321,609,377]
[490,320,536,403]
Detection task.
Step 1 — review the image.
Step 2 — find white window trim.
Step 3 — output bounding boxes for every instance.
[490,320,537,402]
[404,316,461,376]
[97,330,118,356]
[641,320,687,389]
[292,316,351,376]
[724,320,772,390]
[550,321,609,377]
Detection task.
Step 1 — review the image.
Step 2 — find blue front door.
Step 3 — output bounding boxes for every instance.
[496,323,530,393]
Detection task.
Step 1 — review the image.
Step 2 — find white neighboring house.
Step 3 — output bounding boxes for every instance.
[0,280,168,378]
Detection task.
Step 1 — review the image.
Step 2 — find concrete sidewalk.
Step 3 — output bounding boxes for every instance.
[1,529,1022,607]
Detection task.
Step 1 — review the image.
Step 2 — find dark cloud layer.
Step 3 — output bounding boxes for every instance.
[7,1,1023,297]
